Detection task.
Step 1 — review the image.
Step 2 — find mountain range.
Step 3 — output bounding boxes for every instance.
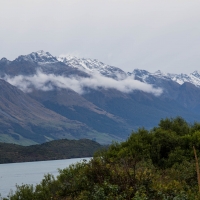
[0,50,200,145]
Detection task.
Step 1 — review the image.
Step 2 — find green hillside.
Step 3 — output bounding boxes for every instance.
[0,139,102,164]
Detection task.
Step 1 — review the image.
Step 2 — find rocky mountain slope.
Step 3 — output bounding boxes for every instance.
[0,79,119,145]
[1,50,200,145]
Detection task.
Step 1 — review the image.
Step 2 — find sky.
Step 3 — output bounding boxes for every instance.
[1,0,200,74]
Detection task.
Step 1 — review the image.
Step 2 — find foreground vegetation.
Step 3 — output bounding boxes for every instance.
[4,117,200,199]
[0,139,101,164]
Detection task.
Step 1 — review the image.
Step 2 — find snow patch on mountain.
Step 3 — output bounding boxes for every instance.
[165,71,200,87]
[15,50,58,64]
[129,69,200,88]
[57,55,127,80]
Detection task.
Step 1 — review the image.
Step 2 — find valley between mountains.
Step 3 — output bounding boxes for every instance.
[0,50,200,145]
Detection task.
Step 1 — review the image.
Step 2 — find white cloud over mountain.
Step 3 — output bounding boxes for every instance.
[4,70,162,96]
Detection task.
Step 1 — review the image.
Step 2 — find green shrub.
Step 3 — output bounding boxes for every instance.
[7,117,200,199]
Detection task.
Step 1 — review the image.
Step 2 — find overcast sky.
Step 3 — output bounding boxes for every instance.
[1,0,200,74]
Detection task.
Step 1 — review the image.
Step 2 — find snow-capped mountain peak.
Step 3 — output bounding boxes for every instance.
[57,55,127,79]
[169,73,190,85]
[57,55,78,63]
[191,70,200,78]
[4,51,200,88]
[152,70,173,80]
[130,68,200,88]
[153,70,165,76]
[15,50,58,64]
[132,69,150,76]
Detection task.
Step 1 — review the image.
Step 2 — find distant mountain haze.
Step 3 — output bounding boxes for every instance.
[0,50,200,145]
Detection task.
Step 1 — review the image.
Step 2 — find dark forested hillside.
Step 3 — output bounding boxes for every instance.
[0,139,102,164]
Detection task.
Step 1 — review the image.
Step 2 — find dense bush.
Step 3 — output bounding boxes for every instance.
[4,117,200,199]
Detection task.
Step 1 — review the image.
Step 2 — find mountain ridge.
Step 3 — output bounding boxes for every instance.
[1,50,200,145]
[2,50,200,87]
[130,68,200,88]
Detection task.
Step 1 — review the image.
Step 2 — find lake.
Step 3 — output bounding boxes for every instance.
[0,157,91,198]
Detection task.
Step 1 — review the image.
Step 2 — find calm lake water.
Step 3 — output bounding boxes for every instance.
[0,157,91,198]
